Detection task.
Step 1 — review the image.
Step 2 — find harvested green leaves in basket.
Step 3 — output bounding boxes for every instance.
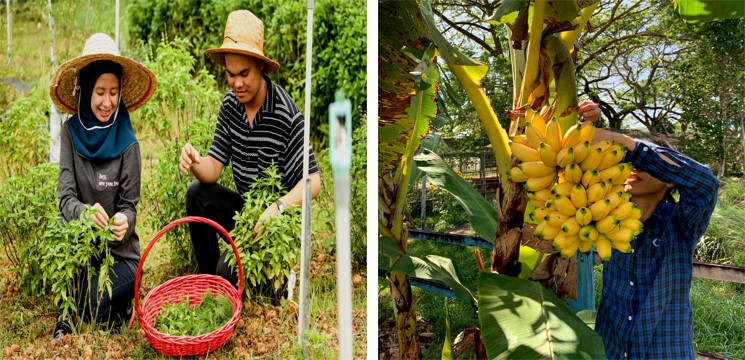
[154,290,233,336]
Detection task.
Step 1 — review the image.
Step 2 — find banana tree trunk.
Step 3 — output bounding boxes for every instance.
[386,226,420,360]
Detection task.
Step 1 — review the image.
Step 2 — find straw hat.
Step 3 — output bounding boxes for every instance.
[50,33,157,114]
[204,10,280,72]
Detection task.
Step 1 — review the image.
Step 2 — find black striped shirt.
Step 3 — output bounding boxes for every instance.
[208,74,318,195]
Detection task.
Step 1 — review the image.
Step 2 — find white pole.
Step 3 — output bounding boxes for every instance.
[115,0,120,50]
[5,0,10,66]
[48,0,62,163]
[298,0,314,358]
[329,93,353,360]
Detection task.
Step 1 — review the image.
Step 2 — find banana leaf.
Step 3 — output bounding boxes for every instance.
[478,272,607,359]
[674,0,745,23]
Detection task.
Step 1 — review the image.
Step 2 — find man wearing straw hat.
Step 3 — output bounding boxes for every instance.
[178,10,321,284]
[50,33,157,338]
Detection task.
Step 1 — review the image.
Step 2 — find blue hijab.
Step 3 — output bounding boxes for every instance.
[68,60,137,161]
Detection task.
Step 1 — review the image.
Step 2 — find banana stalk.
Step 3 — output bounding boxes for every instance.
[544,35,579,133]
[449,63,512,195]
[518,0,547,107]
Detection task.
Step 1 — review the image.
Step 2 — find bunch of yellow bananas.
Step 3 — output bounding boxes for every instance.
[508,109,643,260]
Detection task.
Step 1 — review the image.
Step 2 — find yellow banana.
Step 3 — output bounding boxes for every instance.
[594,140,615,153]
[538,143,558,167]
[595,234,612,261]
[579,224,599,242]
[525,108,547,134]
[536,221,561,241]
[565,163,584,183]
[554,194,578,217]
[605,191,624,209]
[586,181,607,203]
[609,184,625,194]
[525,122,546,149]
[627,207,643,221]
[519,161,556,177]
[525,172,557,192]
[580,123,596,143]
[512,134,529,145]
[560,238,580,259]
[556,147,575,167]
[528,189,552,203]
[597,150,625,171]
[612,163,633,185]
[581,169,600,187]
[596,215,621,234]
[570,184,588,208]
[571,141,591,163]
[551,181,574,196]
[562,124,583,149]
[611,239,633,253]
[545,211,571,228]
[561,217,582,236]
[578,238,594,253]
[590,199,612,221]
[606,143,626,154]
[509,167,529,182]
[609,201,636,220]
[579,148,604,172]
[598,164,622,181]
[528,207,549,223]
[511,141,542,162]
[575,207,592,226]
[552,232,571,250]
[619,218,643,234]
[602,179,615,198]
[606,227,635,243]
[545,120,563,152]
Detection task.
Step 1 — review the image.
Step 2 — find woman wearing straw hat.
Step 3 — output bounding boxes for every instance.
[178,10,321,288]
[49,33,157,338]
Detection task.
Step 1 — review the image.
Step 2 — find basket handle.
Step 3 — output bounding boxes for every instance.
[127,216,244,330]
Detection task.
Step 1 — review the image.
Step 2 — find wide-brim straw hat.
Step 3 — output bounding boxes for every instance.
[204,10,280,72]
[50,33,157,114]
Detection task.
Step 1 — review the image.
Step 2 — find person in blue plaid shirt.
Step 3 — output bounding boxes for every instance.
[579,100,720,359]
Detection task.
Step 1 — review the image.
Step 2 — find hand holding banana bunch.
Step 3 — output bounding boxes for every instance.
[508,105,642,260]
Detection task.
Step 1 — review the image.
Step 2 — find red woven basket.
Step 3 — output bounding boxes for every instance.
[127,216,244,357]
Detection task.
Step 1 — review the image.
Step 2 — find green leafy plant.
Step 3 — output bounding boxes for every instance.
[154,290,233,336]
[40,207,116,325]
[0,85,49,179]
[0,162,58,293]
[227,164,302,301]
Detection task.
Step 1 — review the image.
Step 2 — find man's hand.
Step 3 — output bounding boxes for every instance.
[253,202,281,236]
[178,143,201,173]
[578,100,601,123]
[90,203,109,228]
[111,212,129,241]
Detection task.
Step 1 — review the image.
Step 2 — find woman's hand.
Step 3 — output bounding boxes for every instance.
[111,212,128,241]
[578,100,601,123]
[90,203,109,228]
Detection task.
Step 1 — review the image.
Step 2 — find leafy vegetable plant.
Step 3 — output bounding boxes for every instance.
[40,206,116,324]
[227,164,302,301]
[154,290,233,336]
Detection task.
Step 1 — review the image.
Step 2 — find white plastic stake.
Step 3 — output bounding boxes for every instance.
[329,91,353,359]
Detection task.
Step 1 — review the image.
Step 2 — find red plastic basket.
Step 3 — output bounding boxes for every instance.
[127,216,244,356]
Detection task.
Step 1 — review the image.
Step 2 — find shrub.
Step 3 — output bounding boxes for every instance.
[227,164,302,301]
[128,0,367,143]
[39,207,116,325]
[0,86,49,179]
[0,162,58,293]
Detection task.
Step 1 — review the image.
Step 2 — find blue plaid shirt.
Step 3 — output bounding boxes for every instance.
[596,140,719,359]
